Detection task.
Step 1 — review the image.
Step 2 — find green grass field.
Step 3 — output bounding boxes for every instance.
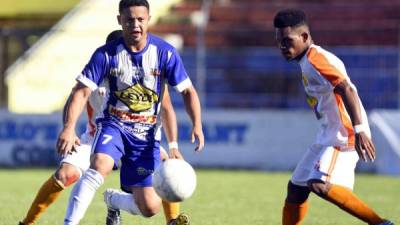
[0,169,398,225]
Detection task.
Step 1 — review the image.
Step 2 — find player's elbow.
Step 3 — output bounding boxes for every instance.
[334,80,354,96]
[181,85,197,97]
[72,82,92,100]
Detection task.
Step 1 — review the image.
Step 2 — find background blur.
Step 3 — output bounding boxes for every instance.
[1,0,400,175]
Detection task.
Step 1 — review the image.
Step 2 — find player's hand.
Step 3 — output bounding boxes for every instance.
[169,148,185,160]
[355,132,376,162]
[191,125,204,152]
[56,128,81,156]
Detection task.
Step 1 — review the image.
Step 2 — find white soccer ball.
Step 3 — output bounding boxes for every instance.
[153,159,197,202]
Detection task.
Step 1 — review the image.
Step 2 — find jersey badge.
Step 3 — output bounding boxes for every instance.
[114,83,159,112]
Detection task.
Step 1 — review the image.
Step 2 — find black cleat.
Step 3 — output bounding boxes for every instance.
[106,207,121,225]
[103,188,122,225]
[168,213,190,225]
[104,188,122,225]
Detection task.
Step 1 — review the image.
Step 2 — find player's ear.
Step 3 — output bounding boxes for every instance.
[117,15,122,25]
[301,32,309,43]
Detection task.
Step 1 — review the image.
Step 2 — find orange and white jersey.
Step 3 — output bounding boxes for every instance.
[298,44,370,149]
[81,87,106,141]
[61,87,106,172]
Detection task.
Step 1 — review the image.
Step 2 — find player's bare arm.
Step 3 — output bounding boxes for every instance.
[334,80,376,162]
[57,82,92,156]
[181,85,204,151]
[160,85,184,159]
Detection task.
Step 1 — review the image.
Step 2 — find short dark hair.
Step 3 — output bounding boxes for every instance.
[273,9,307,28]
[106,30,123,43]
[119,0,149,13]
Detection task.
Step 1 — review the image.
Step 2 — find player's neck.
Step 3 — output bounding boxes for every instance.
[295,45,311,62]
[124,34,148,53]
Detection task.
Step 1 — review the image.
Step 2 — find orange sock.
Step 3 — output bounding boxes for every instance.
[325,184,384,225]
[282,200,309,225]
[22,175,65,225]
[162,200,180,224]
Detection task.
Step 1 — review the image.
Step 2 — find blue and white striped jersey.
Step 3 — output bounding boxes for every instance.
[76,34,192,141]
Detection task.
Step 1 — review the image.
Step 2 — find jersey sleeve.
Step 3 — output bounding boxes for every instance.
[307,47,346,87]
[165,49,192,92]
[76,48,108,91]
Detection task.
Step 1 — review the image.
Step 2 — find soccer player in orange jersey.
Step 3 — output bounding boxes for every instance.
[273,9,394,225]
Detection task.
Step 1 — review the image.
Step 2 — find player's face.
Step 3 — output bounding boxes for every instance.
[118,6,150,48]
[275,27,307,61]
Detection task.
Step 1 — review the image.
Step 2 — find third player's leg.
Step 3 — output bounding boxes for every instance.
[306,146,388,225]
[55,163,81,187]
[282,145,321,225]
[57,136,93,186]
[286,181,310,204]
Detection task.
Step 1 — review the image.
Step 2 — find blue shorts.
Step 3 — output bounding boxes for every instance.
[93,120,160,188]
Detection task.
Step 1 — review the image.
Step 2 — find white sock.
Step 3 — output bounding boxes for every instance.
[109,190,142,216]
[63,168,104,225]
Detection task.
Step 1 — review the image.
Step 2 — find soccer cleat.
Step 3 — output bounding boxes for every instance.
[106,207,121,225]
[168,213,190,225]
[378,221,394,225]
[103,189,122,225]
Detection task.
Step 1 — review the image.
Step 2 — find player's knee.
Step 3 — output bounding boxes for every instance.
[138,204,160,217]
[90,153,114,177]
[55,165,81,187]
[286,181,310,204]
[307,179,330,197]
[137,200,161,217]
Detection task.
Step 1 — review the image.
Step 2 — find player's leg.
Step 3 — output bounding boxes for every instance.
[64,124,122,225]
[307,146,392,225]
[64,153,114,225]
[103,140,162,224]
[131,186,162,217]
[160,147,180,222]
[282,181,310,225]
[20,168,66,225]
[159,147,189,225]
[282,145,320,225]
[20,141,91,225]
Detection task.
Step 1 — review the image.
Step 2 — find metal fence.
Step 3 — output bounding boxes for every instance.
[168,45,400,110]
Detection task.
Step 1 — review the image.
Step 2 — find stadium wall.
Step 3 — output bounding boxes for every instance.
[0,109,399,175]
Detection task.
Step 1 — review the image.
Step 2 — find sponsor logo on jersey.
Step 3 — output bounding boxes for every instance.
[302,74,309,86]
[110,68,123,77]
[150,68,161,76]
[136,167,154,176]
[109,105,157,124]
[114,83,159,112]
[306,94,322,120]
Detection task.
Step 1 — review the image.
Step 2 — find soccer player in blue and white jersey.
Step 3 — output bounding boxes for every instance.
[19,30,191,225]
[56,0,205,224]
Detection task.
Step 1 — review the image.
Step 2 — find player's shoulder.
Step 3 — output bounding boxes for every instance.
[148,33,176,52]
[307,44,330,58]
[306,44,343,65]
[95,37,122,56]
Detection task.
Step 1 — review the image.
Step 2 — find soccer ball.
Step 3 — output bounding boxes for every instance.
[153,159,197,202]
